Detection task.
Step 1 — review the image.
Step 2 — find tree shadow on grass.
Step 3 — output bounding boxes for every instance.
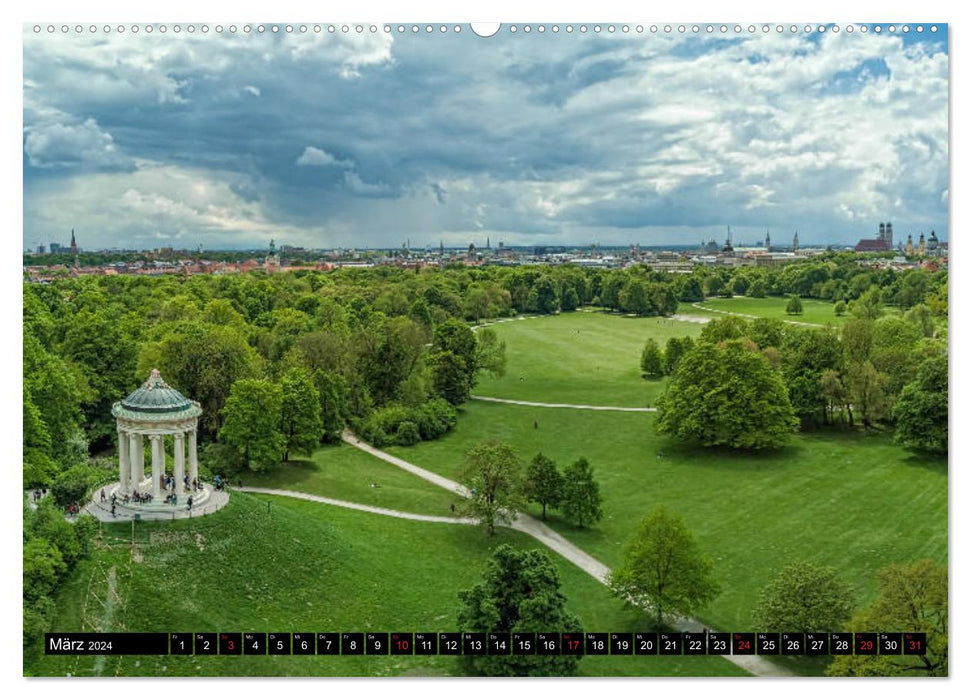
[654,439,805,473]
[901,452,947,476]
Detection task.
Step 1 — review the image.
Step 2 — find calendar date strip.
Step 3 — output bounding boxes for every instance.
[46,631,927,657]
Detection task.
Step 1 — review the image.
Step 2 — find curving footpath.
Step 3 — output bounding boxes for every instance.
[339,431,790,677]
[238,487,478,525]
[470,395,657,412]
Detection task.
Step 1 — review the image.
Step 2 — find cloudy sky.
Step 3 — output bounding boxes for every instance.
[23,25,948,251]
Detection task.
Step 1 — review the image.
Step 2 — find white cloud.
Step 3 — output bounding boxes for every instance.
[296,146,353,168]
[243,85,261,97]
[24,118,131,169]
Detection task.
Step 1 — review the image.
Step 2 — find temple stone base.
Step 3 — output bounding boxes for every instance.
[85,481,230,522]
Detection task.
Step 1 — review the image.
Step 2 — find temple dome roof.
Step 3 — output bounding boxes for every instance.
[112,369,202,421]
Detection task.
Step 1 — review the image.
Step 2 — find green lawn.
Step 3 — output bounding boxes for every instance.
[388,402,947,637]
[27,493,745,677]
[685,295,909,327]
[244,443,456,516]
[688,296,849,326]
[474,311,703,407]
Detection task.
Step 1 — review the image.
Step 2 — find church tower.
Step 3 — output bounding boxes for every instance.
[918,233,926,257]
[905,234,914,257]
[792,231,799,252]
[765,229,771,251]
[69,228,78,256]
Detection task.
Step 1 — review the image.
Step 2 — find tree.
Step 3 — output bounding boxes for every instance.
[893,353,947,454]
[847,361,889,429]
[852,286,884,320]
[834,300,847,317]
[312,370,348,442]
[656,341,798,450]
[432,351,472,405]
[138,322,263,437]
[904,304,935,338]
[678,277,705,302]
[474,327,507,381]
[786,295,803,315]
[819,369,849,424]
[524,453,563,520]
[608,507,720,625]
[828,560,946,676]
[460,441,524,536]
[457,545,581,676]
[751,561,855,632]
[529,276,560,314]
[620,279,652,316]
[279,368,323,461]
[219,379,285,471]
[640,338,664,379]
[699,316,749,344]
[561,287,580,312]
[664,336,693,375]
[561,458,603,527]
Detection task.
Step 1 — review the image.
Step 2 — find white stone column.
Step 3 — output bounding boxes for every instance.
[118,428,130,494]
[129,433,143,490]
[174,432,186,496]
[188,427,199,486]
[150,435,164,501]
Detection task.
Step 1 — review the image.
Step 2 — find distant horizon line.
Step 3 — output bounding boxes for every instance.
[24,239,946,254]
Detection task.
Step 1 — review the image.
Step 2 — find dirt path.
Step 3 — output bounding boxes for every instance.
[339,432,791,677]
[470,396,657,412]
[238,486,477,525]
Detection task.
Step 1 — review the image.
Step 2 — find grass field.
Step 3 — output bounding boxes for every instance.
[474,311,704,407]
[244,443,456,516]
[687,296,848,326]
[388,402,947,637]
[27,493,745,677]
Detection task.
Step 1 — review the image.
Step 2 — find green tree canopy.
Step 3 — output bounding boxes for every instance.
[561,457,603,528]
[640,338,664,379]
[279,368,323,460]
[459,441,524,536]
[608,507,720,625]
[786,295,804,315]
[523,453,563,520]
[828,560,946,676]
[219,379,285,471]
[893,353,947,454]
[138,322,263,437]
[656,340,798,449]
[457,545,581,676]
[751,561,855,632]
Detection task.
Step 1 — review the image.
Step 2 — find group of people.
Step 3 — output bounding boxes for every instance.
[212,475,239,491]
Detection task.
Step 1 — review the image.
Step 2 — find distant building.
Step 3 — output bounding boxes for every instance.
[854,222,894,252]
[50,242,62,254]
[70,229,78,256]
[905,234,914,256]
[792,231,799,252]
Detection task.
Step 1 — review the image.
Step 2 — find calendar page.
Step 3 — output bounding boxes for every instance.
[22,19,948,681]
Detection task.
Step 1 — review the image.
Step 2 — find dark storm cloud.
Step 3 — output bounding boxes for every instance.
[23,27,948,250]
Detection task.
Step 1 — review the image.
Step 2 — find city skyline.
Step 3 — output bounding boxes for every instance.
[24,25,948,251]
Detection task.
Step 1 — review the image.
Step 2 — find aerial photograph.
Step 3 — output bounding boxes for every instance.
[22,21,947,679]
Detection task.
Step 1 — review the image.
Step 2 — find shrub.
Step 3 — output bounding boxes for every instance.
[395,421,421,446]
